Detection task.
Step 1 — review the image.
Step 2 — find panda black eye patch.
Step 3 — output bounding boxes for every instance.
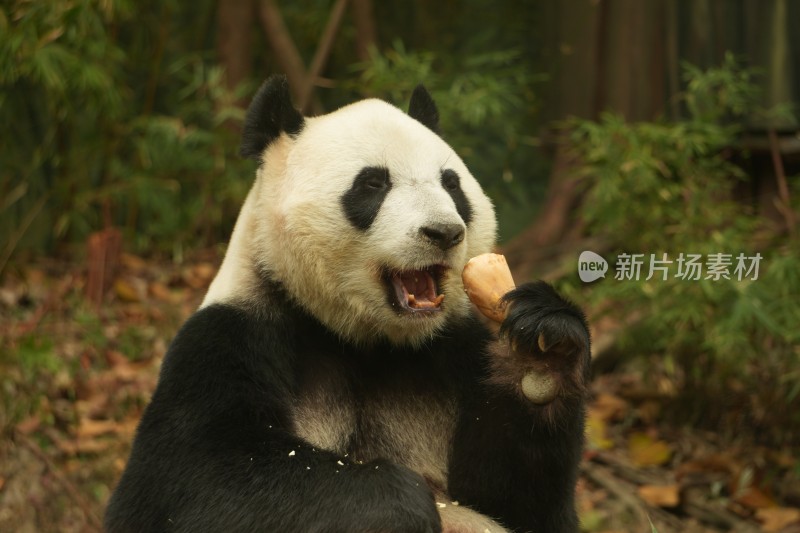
[341,166,392,231]
[440,169,473,225]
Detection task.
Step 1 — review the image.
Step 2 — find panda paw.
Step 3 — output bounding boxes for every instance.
[494,281,590,405]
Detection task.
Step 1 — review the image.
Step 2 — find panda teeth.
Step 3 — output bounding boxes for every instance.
[407,292,445,309]
[386,266,446,312]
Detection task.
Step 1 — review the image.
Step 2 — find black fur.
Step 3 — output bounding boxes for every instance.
[240,75,305,160]
[440,169,473,225]
[341,166,392,231]
[449,281,591,532]
[105,281,590,533]
[408,84,440,133]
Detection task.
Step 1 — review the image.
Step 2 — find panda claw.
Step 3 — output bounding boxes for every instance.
[537,333,547,352]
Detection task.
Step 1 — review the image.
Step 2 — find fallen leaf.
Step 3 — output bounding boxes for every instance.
[56,438,112,456]
[578,509,605,531]
[636,400,661,425]
[25,268,46,284]
[120,253,148,272]
[638,484,680,507]
[628,433,672,467]
[105,349,129,367]
[735,486,776,510]
[114,458,127,473]
[676,453,740,480]
[182,263,216,289]
[0,287,19,307]
[586,414,614,450]
[756,507,800,532]
[114,278,145,302]
[15,415,41,435]
[590,393,629,422]
[765,449,796,469]
[76,418,120,439]
[149,281,174,302]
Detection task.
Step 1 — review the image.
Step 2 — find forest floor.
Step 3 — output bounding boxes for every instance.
[1,252,798,533]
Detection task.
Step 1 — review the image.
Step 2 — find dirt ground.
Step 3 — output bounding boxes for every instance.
[1,254,798,533]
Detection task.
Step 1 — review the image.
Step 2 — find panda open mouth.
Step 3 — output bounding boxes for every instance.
[385,265,446,314]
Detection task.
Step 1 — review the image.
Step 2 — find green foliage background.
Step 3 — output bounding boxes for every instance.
[1,0,798,438]
[1,0,545,264]
[564,57,800,438]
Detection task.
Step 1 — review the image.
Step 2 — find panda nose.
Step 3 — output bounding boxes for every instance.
[420,223,465,250]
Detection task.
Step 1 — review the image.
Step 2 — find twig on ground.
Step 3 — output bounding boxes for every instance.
[16,273,76,337]
[582,461,651,530]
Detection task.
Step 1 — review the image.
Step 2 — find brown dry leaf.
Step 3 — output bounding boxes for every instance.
[25,267,46,284]
[183,263,216,289]
[636,400,661,425]
[24,267,49,301]
[149,281,174,302]
[120,253,148,272]
[0,476,5,491]
[110,361,144,382]
[114,278,145,302]
[736,487,776,510]
[114,457,127,473]
[193,262,215,281]
[585,414,614,450]
[93,354,144,384]
[0,286,20,307]
[638,484,680,507]
[590,393,629,422]
[766,449,797,469]
[15,415,41,435]
[105,349,129,367]
[76,418,119,439]
[628,433,672,467]
[56,438,112,456]
[676,453,740,480]
[756,507,800,532]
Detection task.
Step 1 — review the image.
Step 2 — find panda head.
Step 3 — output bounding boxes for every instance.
[208,75,497,346]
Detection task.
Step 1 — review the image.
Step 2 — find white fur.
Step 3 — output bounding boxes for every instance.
[203,98,497,345]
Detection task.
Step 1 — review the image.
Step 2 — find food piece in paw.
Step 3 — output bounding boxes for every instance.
[463,254,560,405]
[461,253,515,323]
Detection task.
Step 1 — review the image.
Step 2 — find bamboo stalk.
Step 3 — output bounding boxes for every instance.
[767,129,796,236]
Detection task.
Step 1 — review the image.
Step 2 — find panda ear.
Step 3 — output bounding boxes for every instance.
[240,75,305,160]
[408,84,440,134]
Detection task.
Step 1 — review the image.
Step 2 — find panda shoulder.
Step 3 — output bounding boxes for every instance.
[159,302,295,376]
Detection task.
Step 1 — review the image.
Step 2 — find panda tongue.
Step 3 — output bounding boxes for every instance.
[397,270,443,309]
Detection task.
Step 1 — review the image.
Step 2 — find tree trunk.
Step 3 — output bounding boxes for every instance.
[351,0,377,62]
[217,0,254,106]
[257,0,308,102]
[501,139,586,281]
[297,0,349,113]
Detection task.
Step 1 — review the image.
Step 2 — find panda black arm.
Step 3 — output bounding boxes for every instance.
[105,304,441,533]
[447,282,590,533]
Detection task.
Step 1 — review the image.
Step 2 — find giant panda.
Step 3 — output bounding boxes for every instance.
[105,75,591,533]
